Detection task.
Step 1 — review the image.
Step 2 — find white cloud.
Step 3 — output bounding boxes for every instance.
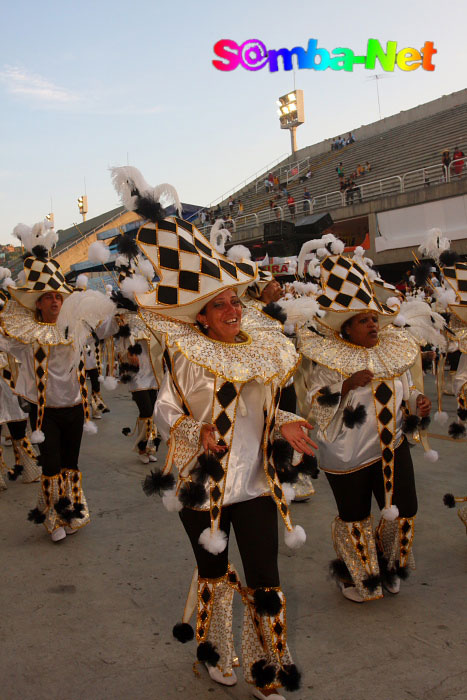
[0,65,80,104]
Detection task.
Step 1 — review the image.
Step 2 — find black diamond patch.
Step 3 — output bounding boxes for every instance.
[159,247,180,270]
[267,464,275,479]
[274,485,283,500]
[179,270,199,292]
[48,277,60,290]
[335,292,353,307]
[382,447,393,463]
[201,586,211,604]
[212,506,219,520]
[194,238,212,257]
[215,411,231,436]
[274,622,283,635]
[401,520,411,533]
[346,271,362,286]
[355,288,371,304]
[138,227,158,245]
[157,285,178,305]
[176,218,193,233]
[378,407,392,425]
[219,259,238,279]
[383,465,392,478]
[201,257,221,279]
[212,486,221,502]
[158,220,177,233]
[35,348,46,364]
[380,428,392,445]
[327,273,344,292]
[375,383,393,405]
[385,482,392,492]
[337,256,351,269]
[401,537,409,546]
[322,257,335,272]
[317,293,332,308]
[179,236,197,254]
[352,527,361,539]
[217,382,237,408]
[236,262,255,276]
[28,270,41,282]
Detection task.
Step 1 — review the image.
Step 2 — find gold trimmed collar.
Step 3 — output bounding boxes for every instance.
[0,299,72,346]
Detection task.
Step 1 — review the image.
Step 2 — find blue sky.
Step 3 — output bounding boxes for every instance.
[1,0,466,244]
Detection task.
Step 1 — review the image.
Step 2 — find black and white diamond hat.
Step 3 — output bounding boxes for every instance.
[135,218,258,323]
[442,262,467,323]
[316,254,398,331]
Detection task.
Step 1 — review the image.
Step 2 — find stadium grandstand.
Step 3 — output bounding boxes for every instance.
[7,88,467,287]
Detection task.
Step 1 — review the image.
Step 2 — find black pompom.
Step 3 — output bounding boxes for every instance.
[277,664,301,691]
[317,386,341,406]
[115,324,131,339]
[115,233,139,260]
[195,452,224,482]
[439,250,460,267]
[172,622,194,643]
[329,558,352,583]
[457,408,467,421]
[251,659,277,688]
[110,290,138,312]
[27,507,45,524]
[443,493,456,508]
[419,416,431,431]
[55,496,72,514]
[7,464,23,481]
[196,641,220,667]
[120,374,132,384]
[142,469,175,497]
[128,342,142,355]
[134,194,166,224]
[253,589,282,616]
[262,301,287,324]
[31,244,48,259]
[296,452,319,479]
[448,422,466,439]
[413,260,432,288]
[362,574,381,592]
[178,480,206,508]
[396,564,410,580]
[343,404,367,428]
[154,436,161,451]
[402,414,420,433]
[272,439,296,484]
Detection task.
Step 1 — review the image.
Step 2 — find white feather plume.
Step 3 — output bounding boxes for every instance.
[88,241,111,264]
[227,245,251,262]
[0,267,14,291]
[396,300,447,349]
[433,286,457,309]
[418,228,450,260]
[210,219,231,255]
[279,296,321,328]
[110,166,182,217]
[115,254,130,269]
[57,290,116,357]
[297,240,326,277]
[136,256,154,281]
[76,274,88,290]
[13,220,57,254]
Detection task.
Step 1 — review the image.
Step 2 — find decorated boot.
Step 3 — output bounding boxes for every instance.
[331,516,383,602]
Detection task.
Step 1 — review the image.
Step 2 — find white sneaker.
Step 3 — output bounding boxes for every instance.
[206,665,237,686]
[64,526,78,535]
[51,527,66,542]
[252,688,286,700]
[383,576,401,594]
[148,454,158,462]
[138,453,150,464]
[338,581,364,603]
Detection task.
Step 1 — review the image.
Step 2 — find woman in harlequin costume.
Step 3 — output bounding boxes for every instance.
[0,221,116,542]
[297,242,432,603]
[87,227,163,464]
[111,166,316,700]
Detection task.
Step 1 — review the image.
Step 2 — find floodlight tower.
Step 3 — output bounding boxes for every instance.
[276,90,305,155]
[77,195,88,222]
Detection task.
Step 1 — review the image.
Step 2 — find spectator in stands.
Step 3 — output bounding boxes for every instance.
[357,164,364,177]
[200,210,207,224]
[268,172,274,188]
[264,178,271,193]
[228,198,234,215]
[280,185,289,198]
[273,175,280,191]
[452,146,465,177]
[287,194,296,219]
[441,150,451,182]
[303,188,312,213]
[365,161,371,172]
[346,132,355,145]
[237,199,244,214]
[336,163,344,181]
[299,167,313,184]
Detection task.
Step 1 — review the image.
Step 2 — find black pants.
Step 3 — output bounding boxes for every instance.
[0,419,27,440]
[325,438,418,522]
[131,389,158,418]
[86,368,100,393]
[29,404,84,477]
[180,496,280,589]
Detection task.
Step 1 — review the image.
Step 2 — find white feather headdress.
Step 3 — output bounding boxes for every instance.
[110,166,182,220]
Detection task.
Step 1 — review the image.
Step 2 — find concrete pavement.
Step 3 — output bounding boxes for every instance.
[1,376,466,700]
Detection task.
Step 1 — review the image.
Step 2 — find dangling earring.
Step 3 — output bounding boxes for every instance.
[204,324,209,329]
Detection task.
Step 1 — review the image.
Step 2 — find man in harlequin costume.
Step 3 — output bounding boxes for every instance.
[0,220,116,542]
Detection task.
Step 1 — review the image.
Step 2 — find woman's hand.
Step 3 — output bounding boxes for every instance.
[200,424,228,454]
[342,370,374,397]
[416,394,431,417]
[280,421,317,455]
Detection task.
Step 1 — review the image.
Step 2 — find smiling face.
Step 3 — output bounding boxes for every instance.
[196,288,242,343]
[342,312,379,347]
[35,292,63,323]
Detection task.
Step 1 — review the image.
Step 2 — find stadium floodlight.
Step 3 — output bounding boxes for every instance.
[77,194,88,222]
[46,212,54,224]
[276,89,305,154]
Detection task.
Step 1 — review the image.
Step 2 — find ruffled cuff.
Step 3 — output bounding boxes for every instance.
[168,415,203,474]
[274,408,303,440]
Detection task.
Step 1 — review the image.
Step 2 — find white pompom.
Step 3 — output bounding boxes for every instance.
[103,376,118,391]
[424,449,438,463]
[316,247,328,258]
[386,296,400,309]
[120,274,149,300]
[354,246,364,257]
[162,488,183,512]
[434,411,449,425]
[98,374,105,383]
[198,527,228,554]
[76,274,88,290]
[31,430,45,444]
[393,314,406,327]
[88,241,110,264]
[330,239,345,254]
[282,483,296,505]
[283,323,294,335]
[83,420,98,434]
[381,505,399,521]
[284,524,306,549]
